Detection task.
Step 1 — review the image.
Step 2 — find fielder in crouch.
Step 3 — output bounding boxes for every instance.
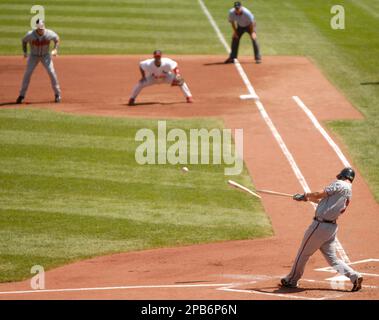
[128,50,193,106]
[16,19,61,104]
[282,168,363,292]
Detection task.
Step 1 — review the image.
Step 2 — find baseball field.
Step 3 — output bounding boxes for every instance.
[0,0,378,301]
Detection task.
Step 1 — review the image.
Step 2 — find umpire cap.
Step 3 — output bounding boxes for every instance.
[336,167,355,183]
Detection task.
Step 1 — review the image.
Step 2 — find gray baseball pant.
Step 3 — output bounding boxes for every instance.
[130,74,192,100]
[284,220,361,286]
[19,54,61,97]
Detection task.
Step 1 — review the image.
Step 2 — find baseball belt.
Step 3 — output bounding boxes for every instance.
[313,217,336,224]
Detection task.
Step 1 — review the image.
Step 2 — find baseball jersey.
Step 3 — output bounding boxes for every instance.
[228,7,255,27]
[140,58,178,79]
[315,180,352,221]
[22,29,59,56]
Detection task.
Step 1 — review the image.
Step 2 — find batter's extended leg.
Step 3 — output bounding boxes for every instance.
[283,221,324,286]
[320,237,362,284]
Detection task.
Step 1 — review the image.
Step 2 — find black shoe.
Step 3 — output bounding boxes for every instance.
[128,98,136,106]
[255,59,262,64]
[16,96,24,104]
[55,95,61,103]
[280,278,298,288]
[352,277,363,292]
[224,57,234,64]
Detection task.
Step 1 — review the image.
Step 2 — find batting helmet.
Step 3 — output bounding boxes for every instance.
[336,167,355,183]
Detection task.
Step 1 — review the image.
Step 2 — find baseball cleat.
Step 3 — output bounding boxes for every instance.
[128,98,136,106]
[186,96,193,103]
[16,96,24,104]
[255,59,262,64]
[280,278,298,289]
[224,57,234,64]
[55,95,61,103]
[351,277,363,292]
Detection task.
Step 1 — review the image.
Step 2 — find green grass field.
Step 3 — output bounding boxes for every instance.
[0,109,271,282]
[0,0,378,282]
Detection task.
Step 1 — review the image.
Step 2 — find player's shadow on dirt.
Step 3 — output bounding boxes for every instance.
[360,81,379,85]
[0,102,19,107]
[126,101,185,106]
[203,61,252,66]
[0,101,55,106]
[247,286,350,294]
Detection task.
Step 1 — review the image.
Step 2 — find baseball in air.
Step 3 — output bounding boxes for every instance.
[182,166,189,173]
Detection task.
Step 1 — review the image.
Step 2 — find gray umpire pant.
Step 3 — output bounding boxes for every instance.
[19,54,61,97]
[284,220,361,286]
[229,25,261,61]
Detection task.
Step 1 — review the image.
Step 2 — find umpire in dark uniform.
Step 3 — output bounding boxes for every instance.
[225,1,262,64]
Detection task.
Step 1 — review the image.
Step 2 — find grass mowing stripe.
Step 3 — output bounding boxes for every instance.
[0,39,221,55]
[0,108,225,129]
[0,26,213,40]
[350,0,379,18]
[0,129,140,152]
[0,4,202,16]
[0,14,211,29]
[8,0,199,6]
[0,20,211,33]
[0,194,266,227]
[0,158,235,189]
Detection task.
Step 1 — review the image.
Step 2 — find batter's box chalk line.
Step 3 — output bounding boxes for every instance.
[216,278,345,301]
[315,258,379,279]
[217,274,378,300]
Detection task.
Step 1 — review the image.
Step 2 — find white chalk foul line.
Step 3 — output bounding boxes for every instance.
[292,96,351,167]
[197,0,259,100]
[0,283,235,296]
[197,0,230,53]
[197,0,350,263]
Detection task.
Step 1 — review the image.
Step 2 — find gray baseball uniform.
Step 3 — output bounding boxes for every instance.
[283,179,361,286]
[19,29,61,97]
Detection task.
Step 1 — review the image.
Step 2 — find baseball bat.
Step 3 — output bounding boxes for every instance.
[227,180,262,199]
[255,189,294,198]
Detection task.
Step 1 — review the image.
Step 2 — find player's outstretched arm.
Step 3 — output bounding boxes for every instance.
[306,190,327,203]
[293,190,327,203]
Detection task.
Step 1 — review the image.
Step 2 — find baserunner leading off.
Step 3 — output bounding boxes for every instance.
[16,19,61,104]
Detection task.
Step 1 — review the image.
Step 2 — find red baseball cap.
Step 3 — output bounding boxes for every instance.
[153,50,162,57]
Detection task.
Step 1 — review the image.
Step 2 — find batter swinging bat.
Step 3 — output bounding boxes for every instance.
[227,180,261,199]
